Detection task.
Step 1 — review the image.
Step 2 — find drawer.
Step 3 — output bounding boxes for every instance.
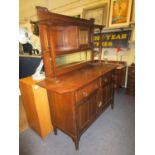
[102,73,114,86]
[76,80,100,103]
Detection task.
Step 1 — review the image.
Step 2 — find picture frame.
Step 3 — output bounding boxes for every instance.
[109,0,133,28]
[82,4,108,26]
[30,21,39,36]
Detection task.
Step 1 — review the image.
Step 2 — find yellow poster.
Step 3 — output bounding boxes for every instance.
[112,0,129,24]
[109,0,132,28]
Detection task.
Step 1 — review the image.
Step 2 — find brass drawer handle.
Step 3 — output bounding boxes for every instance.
[98,101,102,107]
[104,78,108,82]
[83,91,88,97]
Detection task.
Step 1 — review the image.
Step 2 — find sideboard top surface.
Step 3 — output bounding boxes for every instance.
[38,63,116,93]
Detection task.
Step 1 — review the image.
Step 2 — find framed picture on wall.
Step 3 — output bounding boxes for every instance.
[109,0,133,28]
[82,4,108,26]
[30,21,39,36]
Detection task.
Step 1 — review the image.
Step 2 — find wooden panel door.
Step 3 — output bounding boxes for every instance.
[78,99,89,131]
[102,86,107,106]
[77,90,101,132]
[102,73,114,105]
[106,84,112,103]
[89,91,98,121]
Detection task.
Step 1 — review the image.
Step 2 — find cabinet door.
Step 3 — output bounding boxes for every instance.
[77,90,102,132]
[89,91,98,121]
[102,74,114,105]
[109,82,114,100]
[106,84,112,103]
[102,85,107,106]
[78,99,89,131]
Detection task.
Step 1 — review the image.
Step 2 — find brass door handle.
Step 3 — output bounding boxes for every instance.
[83,91,88,97]
[98,101,102,107]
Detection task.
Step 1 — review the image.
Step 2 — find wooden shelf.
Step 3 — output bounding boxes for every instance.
[56,47,92,56]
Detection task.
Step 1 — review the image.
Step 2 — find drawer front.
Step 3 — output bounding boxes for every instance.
[102,72,114,86]
[75,80,100,103]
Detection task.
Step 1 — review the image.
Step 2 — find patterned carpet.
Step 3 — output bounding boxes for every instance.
[19,89,135,155]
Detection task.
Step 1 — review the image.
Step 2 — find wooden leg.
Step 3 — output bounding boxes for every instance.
[111,85,115,109]
[72,136,80,150]
[111,102,114,109]
[74,139,79,150]
[111,97,114,109]
[53,127,57,135]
